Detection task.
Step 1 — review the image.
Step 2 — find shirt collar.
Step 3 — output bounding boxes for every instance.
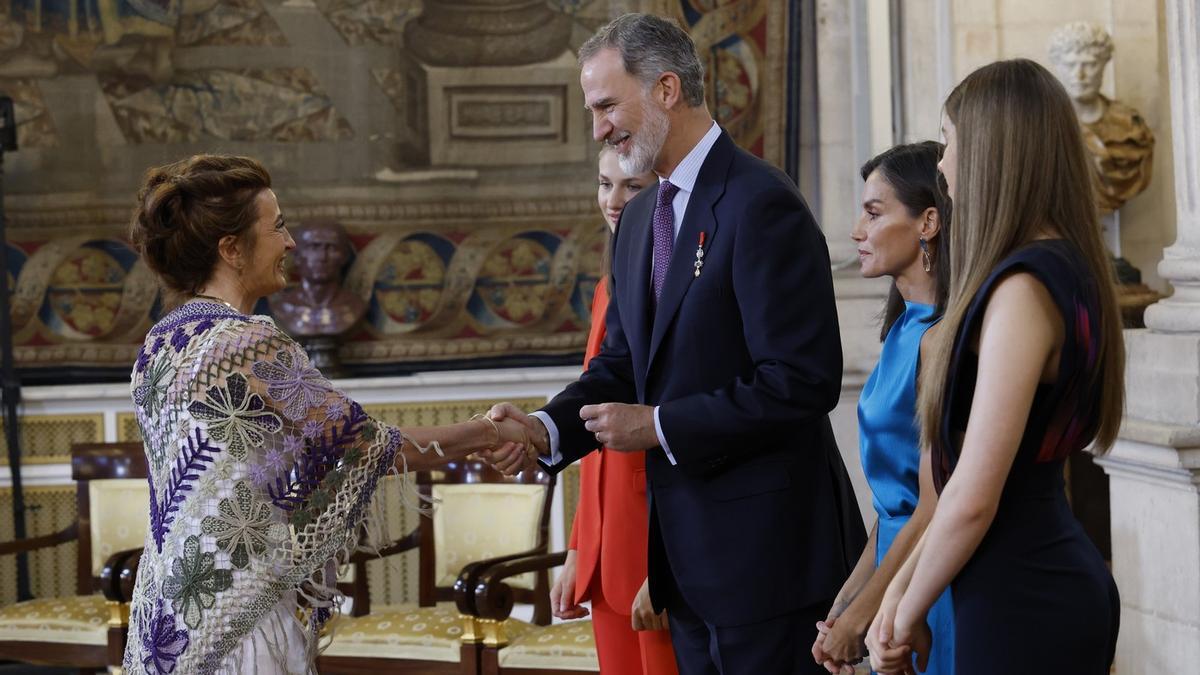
[664,121,721,194]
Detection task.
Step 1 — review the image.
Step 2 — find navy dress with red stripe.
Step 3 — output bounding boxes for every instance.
[934,239,1119,674]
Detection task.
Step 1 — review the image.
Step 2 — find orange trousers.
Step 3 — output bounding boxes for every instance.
[590,576,679,675]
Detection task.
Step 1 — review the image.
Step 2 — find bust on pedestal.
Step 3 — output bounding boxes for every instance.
[270,220,366,377]
[1049,22,1160,322]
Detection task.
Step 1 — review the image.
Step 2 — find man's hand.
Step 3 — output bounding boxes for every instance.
[630,577,668,631]
[481,402,547,475]
[580,403,657,451]
[550,550,590,620]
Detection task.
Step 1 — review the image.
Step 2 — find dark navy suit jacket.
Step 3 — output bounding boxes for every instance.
[542,130,866,627]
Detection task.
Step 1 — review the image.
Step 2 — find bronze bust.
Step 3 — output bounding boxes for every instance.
[271,220,367,339]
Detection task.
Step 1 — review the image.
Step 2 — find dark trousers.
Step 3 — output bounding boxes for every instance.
[666,588,831,675]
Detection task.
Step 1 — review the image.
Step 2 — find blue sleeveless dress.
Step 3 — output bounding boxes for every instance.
[859,301,954,674]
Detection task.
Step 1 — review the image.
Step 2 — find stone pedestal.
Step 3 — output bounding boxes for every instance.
[395,50,586,167]
[1096,1,1200,671]
[1096,412,1200,674]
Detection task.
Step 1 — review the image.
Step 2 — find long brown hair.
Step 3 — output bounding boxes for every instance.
[917,59,1124,455]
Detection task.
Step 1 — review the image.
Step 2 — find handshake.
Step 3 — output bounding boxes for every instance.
[480,402,660,475]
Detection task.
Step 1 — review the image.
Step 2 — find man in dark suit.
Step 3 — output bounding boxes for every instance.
[486,13,865,674]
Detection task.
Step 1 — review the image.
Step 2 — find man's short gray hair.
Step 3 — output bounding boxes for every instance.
[1048,22,1114,64]
[578,13,706,108]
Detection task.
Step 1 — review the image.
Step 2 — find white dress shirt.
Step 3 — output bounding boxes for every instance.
[533,121,722,467]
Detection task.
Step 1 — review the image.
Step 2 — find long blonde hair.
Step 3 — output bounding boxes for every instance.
[917,59,1125,458]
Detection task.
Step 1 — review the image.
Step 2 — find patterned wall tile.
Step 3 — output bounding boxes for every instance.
[0,415,103,465]
[0,486,79,605]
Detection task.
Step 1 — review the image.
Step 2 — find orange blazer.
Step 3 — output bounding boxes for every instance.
[569,277,650,611]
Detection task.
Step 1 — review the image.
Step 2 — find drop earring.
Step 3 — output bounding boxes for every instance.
[919,238,932,273]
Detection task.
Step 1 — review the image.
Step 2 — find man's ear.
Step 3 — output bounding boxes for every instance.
[656,71,683,110]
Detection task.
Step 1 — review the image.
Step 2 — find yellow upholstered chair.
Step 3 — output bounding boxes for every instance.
[318,460,554,675]
[458,550,599,675]
[0,441,149,671]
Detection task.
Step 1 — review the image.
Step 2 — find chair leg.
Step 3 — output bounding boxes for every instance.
[459,641,481,675]
[479,646,501,675]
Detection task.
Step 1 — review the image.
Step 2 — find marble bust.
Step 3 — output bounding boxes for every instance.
[1048,22,1155,214]
[271,220,367,339]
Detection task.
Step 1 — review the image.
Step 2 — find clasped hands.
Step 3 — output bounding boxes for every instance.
[812,591,932,674]
[480,401,658,475]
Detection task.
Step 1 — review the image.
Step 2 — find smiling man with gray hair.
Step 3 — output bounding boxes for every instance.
[485,13,864,674]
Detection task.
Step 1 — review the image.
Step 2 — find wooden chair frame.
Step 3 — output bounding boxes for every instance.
[317,459,555,675]
[456,549,599,675]
[0,441,146,671]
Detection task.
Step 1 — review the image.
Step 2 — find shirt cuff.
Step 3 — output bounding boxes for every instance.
[654,406,678,466]
[530,411,563,467]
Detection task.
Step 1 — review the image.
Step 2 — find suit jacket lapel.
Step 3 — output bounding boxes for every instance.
[621,189,655,367]
[646,132,734,372]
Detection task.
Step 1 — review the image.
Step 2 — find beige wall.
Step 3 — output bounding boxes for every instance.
[896,0,1176,291]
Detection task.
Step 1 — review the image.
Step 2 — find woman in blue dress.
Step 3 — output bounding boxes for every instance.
[868,59,1122,675]
[811,141,955,674]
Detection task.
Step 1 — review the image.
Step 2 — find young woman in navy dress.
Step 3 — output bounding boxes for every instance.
[867,59,1123,675]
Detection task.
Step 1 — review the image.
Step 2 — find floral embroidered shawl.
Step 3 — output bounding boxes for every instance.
[123,301,405,674]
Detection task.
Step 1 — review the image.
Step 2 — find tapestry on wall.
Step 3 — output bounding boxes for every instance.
[0,0,789,381]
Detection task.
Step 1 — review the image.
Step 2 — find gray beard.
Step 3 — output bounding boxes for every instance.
[618,101,669,176]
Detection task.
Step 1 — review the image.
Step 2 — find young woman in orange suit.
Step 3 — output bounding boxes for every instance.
[550,147,679,675]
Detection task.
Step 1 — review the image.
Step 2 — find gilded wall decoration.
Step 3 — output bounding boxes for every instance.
[0,78,57,147]
[3,199,605,371]
[100,67,354,143]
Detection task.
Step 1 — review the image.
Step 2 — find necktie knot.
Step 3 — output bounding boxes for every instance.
[657,180,680,206]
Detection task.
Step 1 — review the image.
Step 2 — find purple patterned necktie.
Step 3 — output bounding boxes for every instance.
[651,180,680,303]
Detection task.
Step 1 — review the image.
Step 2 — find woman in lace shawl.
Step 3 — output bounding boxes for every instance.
[123,154,531,674]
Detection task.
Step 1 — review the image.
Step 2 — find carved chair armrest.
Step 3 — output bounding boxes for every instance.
[0,522,78,556]
[458,551,567,621]
[452,542,551,616]
[100,547,144,604]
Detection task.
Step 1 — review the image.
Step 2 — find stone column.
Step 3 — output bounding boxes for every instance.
[1094,1,1200,672]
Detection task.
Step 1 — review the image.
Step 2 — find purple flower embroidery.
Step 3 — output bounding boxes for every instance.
[247,462,271,487]
[263,445,290,473]
[135,347,150,374]
[170,327,190,352]
[324,400,344,422]
[252,349,329,421]
[188,373,283,460]
[140,598,189,674]
[302,419,324,439]
[193,319,215,336]
[283,434,303,457]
